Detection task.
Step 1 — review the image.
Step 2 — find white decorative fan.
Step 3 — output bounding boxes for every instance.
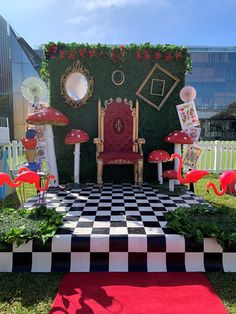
[180,86,197,102]
[21,77,48,103]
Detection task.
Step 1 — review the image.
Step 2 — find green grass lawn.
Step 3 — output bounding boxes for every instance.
[0,176,235,313]
[0,273,62,314]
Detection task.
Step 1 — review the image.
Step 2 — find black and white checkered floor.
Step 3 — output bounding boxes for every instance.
[0,183,235,272]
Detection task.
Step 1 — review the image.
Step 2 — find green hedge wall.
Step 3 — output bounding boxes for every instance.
[42,43,191,183]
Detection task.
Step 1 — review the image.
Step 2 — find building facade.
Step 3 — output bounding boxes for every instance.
[186,46,236,140]
[0,15,41,140]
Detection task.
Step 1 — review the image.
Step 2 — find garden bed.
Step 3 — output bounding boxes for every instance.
[164,205,236,249]
[0,206,63,248]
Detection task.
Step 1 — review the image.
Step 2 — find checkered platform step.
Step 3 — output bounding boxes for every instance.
[0,184,235,272]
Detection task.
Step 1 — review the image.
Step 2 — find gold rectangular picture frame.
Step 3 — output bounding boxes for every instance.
[136,63,180,111]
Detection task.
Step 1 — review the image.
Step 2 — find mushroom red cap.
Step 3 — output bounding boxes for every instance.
[26,107,69,126]
[148,150,170,163]
[164,130,193,144]
[162,170,177,179]
[65,129,89,144]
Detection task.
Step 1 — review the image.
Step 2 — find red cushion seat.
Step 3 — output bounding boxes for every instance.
[98,151,143,164]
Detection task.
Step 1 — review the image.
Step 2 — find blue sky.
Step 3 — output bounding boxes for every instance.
[1,0,236,48]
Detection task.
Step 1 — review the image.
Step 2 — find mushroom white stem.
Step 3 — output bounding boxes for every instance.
[169,179,174,192]
[157,162,163,184]
[44,124,59,186]
[74,143,80,184]
[174,143,182,184]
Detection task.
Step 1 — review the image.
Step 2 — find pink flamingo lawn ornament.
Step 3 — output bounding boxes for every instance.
[206,170,236,197]
[13,168,56,192]
[169,153,209,184]
[0,172,21,188]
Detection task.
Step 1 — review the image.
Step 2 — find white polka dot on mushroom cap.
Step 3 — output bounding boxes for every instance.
[174,133,178,136]
[184,137,187,140]
[55,112,60,116]
[77,134,80,137]
[38,114,42,117]
[43,112,46,116]
[71,133,74,136]
[167,137,170,140]
[160,152,163,155]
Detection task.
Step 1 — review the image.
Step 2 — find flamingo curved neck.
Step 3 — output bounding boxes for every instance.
[36,176,54,192]
[208,182,225,196]
[173,154,185,184]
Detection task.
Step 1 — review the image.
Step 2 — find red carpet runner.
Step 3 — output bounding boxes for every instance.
[50,273,228,314]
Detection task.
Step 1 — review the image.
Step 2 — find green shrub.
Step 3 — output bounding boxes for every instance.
[164,205,236,249]
[0,206,63,247]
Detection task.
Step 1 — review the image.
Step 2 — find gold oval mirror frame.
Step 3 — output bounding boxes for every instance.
[61,61,94,108]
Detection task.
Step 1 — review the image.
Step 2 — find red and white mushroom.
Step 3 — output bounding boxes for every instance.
[65,129,89,184]
[148,150,170,184]
[164,130,193,184]
[26,107,69,186]
[162,170,177,192]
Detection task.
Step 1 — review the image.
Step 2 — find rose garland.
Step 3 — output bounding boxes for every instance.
[45,43,184,63]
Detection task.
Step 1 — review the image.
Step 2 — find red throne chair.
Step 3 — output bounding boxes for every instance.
[94,97,145,188]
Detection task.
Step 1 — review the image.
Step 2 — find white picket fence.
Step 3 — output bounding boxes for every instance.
[183,141,236,173]
[3,140,24,171]
[3,140,236,173]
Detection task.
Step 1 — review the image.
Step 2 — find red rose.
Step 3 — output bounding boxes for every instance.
[48,44,57,54]
[88,49,95,58]
[175,51,182,60]
[78,48,86,58]
[59,49,65,60]
[144,50,151,60]
[155,51,162,60]
[68,50,75,60]
[136,50,142,60]
[165,52,173,61]
[111,48,116,63]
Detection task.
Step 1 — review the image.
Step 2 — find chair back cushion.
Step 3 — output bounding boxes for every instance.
[103,100,133,152]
